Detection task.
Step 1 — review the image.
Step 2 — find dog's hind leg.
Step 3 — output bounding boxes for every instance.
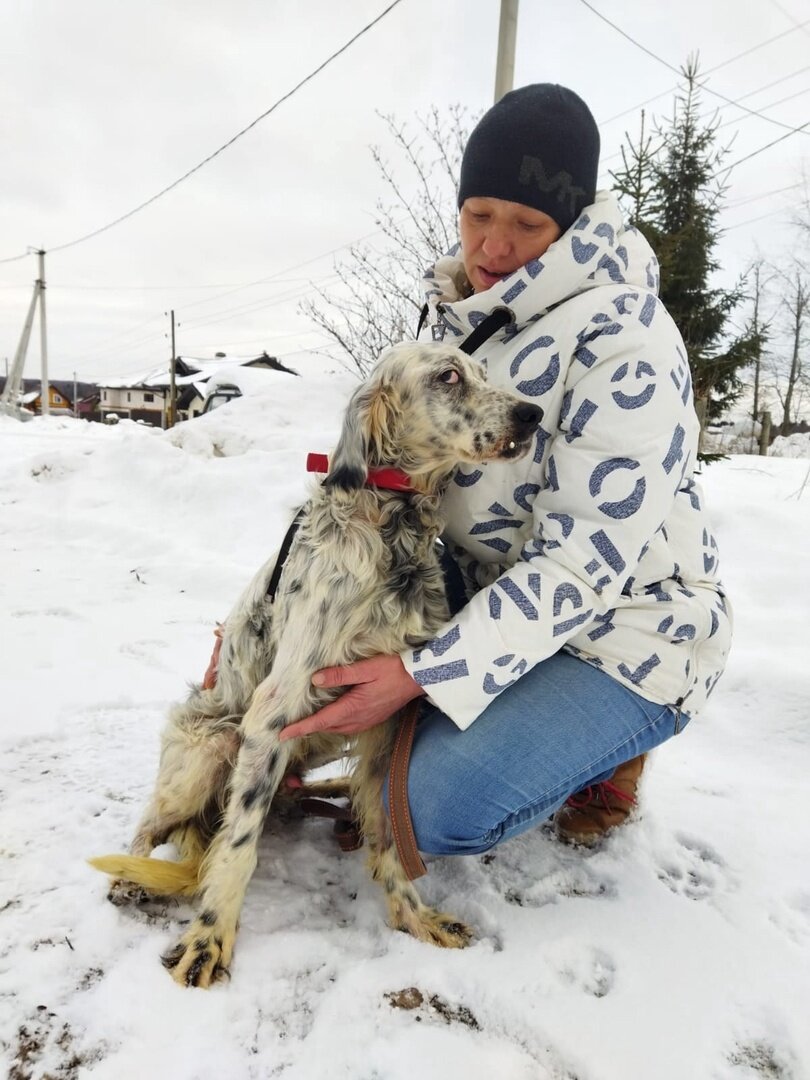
[96,699,240,904]
[130,703,239,854]
[352,725,473,950]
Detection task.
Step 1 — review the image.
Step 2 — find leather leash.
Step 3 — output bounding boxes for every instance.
[388,699,427,879]
[296,797,363,852]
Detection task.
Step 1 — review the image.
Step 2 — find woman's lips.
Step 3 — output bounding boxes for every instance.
[477,266,511,289]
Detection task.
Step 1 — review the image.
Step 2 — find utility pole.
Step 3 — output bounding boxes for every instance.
[494,0,519,103]
[37,250,49,416]
[168,309,177,428]
[0,248,50,421]
[1,275,39,419]
[73,370,79,419]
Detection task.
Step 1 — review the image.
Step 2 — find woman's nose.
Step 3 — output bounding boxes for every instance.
[481,229,511,259]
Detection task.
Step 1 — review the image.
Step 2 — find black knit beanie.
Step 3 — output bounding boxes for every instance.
[457,84,600,233]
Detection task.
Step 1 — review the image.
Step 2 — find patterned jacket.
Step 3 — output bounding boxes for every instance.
[401,191,732,730]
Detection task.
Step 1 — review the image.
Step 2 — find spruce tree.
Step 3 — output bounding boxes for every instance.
[611,59,761,453]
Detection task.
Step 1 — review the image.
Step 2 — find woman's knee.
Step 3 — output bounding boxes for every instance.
[382,772,497,856]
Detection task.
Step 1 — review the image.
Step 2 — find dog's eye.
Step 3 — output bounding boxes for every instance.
[438,369,461,385]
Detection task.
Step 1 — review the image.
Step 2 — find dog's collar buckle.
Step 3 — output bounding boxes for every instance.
[306,452,414,493]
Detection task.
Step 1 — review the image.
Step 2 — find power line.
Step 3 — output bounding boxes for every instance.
[0,1,403,264]
[716,83,810,133]
[172,220,395,315]
[726,181,804,208]
[187,330,331,350]
[598,24,810,128]
[20,280,295,292]
[724,206,790,231]
[578,0,810,138]
[179,275,341,334]
[58,259,345,368]
[44,206,417,368]
[721,120,810,176]
[597,65,810,182]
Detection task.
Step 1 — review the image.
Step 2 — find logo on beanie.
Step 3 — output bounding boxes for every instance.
[519,155,586,216]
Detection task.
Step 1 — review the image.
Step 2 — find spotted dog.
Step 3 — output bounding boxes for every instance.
[90,342,542,987]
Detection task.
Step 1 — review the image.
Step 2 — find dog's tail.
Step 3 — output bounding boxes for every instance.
[88,854,200,898]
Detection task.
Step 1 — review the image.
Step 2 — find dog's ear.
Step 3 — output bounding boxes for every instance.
[326,379,400,493]
[325,383,371,493]
[365,384,398,465]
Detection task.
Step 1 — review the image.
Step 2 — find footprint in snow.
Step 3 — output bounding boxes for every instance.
[119,638,172,670]
[480,833,616,909]
[727,1039,793,1078]
[10,606,83,620]
[656,832,728,901]
[555,946,616,998]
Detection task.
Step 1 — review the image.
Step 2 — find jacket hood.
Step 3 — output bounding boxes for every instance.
[422,191,660,342]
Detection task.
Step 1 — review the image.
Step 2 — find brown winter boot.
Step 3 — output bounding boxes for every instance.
[554,754,647,846]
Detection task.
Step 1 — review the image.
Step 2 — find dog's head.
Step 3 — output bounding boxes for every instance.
[326,343,543,495]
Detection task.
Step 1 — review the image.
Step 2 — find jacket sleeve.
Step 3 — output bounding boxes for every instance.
[402,303,699,729]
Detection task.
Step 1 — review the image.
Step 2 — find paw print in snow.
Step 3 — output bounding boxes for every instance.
[656,833,728,901]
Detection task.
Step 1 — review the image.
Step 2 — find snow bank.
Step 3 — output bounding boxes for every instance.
[1,389,809,1080]
[770,431,810,459]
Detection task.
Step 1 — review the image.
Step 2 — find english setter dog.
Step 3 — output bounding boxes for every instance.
[91,343,542,988]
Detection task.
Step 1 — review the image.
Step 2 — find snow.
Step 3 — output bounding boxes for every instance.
[1,373,809,1080]
[705,420,810,461]
[770,433,810,460]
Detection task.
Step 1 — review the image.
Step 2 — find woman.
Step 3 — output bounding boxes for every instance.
[282,84,732,851]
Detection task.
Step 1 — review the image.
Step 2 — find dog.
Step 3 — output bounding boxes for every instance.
[90,342,542,988]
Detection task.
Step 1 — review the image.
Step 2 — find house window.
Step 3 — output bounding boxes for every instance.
[127,392,131,402]
[53,393,63,404]
[144,392,154,403]
[102,390,107,402]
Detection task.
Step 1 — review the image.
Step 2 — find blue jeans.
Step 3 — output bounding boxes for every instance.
[387,650,688,856]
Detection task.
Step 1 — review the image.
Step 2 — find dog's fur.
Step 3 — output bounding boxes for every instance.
[90,343,541,987]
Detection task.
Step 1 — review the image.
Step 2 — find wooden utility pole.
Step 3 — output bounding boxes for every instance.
[494,0,519,103]
[37,250,49,416]
[168,309,177,428]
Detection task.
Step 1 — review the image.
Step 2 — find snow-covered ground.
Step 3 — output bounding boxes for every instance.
[1,371,809,1080]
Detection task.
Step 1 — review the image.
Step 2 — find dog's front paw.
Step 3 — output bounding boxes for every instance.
[161,917,235,988]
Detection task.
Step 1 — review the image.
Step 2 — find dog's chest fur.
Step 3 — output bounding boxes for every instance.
[269,487,451,675]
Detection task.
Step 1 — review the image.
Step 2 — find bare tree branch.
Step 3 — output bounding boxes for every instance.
[299,107,479,376]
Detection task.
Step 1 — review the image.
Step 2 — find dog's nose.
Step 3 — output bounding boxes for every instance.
[512,402,543,431]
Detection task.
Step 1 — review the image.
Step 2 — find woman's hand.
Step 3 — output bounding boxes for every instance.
[278,655,425,741]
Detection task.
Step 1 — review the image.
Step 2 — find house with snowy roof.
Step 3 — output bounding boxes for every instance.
[97,352,298,426]
[0,377,100,418]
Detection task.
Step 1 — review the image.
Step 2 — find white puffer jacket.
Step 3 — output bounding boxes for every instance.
[401,191,732,730]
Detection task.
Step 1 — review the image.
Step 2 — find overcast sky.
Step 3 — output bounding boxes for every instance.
[2,0,809,385]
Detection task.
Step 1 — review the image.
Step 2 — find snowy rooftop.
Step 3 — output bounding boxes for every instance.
[99,353,292,389]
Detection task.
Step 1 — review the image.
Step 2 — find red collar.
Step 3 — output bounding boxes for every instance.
[306,452,414,492]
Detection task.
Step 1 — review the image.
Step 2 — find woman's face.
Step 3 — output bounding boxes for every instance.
[459,196,562,294]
